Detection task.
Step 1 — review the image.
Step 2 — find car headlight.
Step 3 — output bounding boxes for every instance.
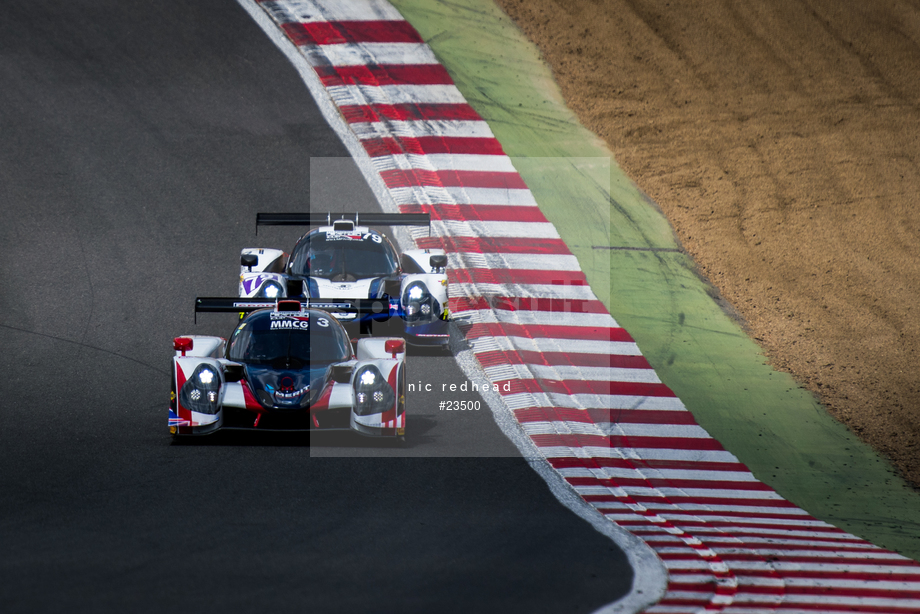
[402,281,439,324]
[353,365,394,416]
[179,364,221,415]
[258,281,284,299]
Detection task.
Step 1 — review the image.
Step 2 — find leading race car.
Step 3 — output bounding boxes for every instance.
[238,212,449,347]
[169,297,406,439]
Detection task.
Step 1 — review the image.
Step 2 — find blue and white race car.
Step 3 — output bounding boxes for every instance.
[239,213,449,347]
[169,298,407,439]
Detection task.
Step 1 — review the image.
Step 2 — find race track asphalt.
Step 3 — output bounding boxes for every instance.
[0,1,632,612]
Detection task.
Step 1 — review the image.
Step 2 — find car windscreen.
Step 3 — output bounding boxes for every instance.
[227,323,350,366]
[288,232,399,280]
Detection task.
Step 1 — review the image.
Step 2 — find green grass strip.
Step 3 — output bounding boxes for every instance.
[390,0,920,559]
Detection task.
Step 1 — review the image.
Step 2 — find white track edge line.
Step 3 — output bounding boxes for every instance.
[235,1,669,612]
[452,342,668,614]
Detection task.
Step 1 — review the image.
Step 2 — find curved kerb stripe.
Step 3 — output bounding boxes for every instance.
[244,1,920,612]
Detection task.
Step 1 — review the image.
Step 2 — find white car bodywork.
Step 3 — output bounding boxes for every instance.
[237,217,450,346]
[169,305,407,438]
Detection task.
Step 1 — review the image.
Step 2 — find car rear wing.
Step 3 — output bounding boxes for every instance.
[256,212,430,234]
[194,297,396,323]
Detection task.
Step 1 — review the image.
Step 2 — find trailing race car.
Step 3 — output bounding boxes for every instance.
[238,212,449,347]
[169,297,406,439]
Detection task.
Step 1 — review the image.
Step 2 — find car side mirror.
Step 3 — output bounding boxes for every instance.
[385,339,405,356]
[174,337,193,355]
[241,253,258,271]
[429,254,447,270]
